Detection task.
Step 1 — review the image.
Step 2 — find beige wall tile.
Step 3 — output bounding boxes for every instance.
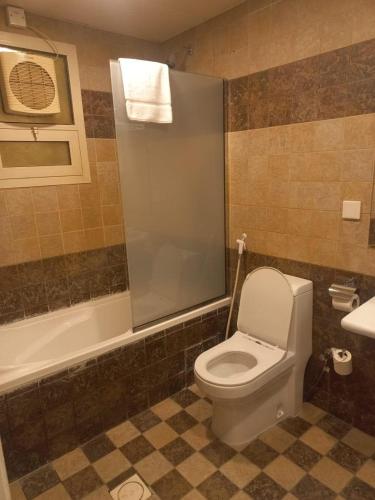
[63,230,87,253]
[40,234,64,258]
[289,182,341,211]
[290,152,341,182]
[95,139,117,162]
[340,215,370,247]
[310,211,340,241]
[352,0,375,43]
[247,155,269,183]
[229,158,249,205]
[57,185,81,210]
[268,155,290,181]
[344,114,375,149]
[85,227,105,250]
[310,237,337,267]
[36,212,61,236]
[340,182,373,213]
[79,184,101,209]
[227,131,249,162]
[318,4,353,52]
[247,128,270,155]
[336,242,369,273]
[5,189,33,216]
[266,180,290,208]
[99,179,121,206]
[0,216,15,265]
[10,214,37,240]
[340,150,375,182]
[60,209,83,232]
[82,206,102,229]
[15,237,41,264]
[313,119,345,151]
[102,205,122,226]
[287,234,313,263]
[32,186,59,212]
[286,123,315,154]
[0,191,7,217]
[265,231,288,258]
[104,225,124,246]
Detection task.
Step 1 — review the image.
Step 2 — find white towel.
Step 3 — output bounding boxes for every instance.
[119,58,173,124]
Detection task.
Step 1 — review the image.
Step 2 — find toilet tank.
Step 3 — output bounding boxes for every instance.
[284,274,313,358]
[237,268,312,355]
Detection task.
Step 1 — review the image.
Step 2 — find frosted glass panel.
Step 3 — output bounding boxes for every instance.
[111,61,225,327]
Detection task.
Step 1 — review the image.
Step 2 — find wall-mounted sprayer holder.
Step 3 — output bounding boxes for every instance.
[328,281,360,312]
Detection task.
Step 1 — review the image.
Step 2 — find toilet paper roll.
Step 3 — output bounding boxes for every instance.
[332,348,352,376]
[332,293,360,312]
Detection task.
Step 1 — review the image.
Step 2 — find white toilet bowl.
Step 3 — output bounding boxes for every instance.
[194,267,312,447]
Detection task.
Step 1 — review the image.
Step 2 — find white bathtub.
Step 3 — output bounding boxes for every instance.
[0,291,230,395]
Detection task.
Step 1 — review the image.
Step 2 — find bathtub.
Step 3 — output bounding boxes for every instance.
[0,291,230,394]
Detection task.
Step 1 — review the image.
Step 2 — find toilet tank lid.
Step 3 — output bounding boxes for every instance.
[284,274,312,296]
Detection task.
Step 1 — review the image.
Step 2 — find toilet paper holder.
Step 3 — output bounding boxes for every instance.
[328,281,360,312]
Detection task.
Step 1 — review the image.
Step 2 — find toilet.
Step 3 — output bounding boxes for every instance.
[194,267,312,447]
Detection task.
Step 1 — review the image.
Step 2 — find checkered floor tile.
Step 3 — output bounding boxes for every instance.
[10,386,375,499]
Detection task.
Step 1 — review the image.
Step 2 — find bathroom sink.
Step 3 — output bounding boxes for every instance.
[341,297,375,339]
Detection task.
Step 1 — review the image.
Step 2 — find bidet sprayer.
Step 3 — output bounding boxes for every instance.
[236,233,247,255]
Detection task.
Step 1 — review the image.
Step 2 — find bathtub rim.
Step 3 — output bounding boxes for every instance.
[0,293,231,395]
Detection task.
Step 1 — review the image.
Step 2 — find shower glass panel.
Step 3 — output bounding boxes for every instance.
[110,61,225,327]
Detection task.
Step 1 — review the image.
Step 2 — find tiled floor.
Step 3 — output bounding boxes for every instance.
[9,385,375,500]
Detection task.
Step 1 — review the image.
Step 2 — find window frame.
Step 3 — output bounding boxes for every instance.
[0,30,90,188]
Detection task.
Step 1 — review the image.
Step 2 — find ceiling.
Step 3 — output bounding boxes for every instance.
[1,0,246,42]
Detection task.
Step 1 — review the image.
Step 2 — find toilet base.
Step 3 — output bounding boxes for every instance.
[209,369,295,448]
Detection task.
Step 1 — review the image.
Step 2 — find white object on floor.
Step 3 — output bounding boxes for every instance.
[110,474,151,500]
[194,267,313,447]
[119,58,172,123]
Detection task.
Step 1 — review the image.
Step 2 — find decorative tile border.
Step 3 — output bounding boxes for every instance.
[82,90,116,139]
[0,306,228,480]
[228,37,375,131]
[227,248,375,437]
[0,244,128,325]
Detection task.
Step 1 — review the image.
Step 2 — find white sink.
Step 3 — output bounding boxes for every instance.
[341,297,375,339]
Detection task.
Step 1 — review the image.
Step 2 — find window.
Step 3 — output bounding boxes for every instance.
[0,30,90,188]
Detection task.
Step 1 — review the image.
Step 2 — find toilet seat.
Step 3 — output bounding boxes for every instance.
[194,331,286,388]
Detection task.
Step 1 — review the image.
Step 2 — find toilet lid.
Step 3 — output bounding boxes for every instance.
[237,267,294,350]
